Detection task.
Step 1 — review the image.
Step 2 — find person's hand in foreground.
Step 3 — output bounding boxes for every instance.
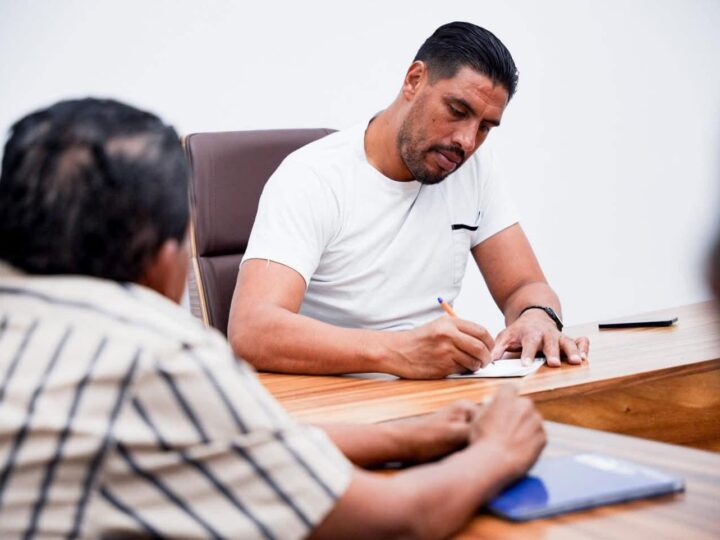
[311,385,546,539]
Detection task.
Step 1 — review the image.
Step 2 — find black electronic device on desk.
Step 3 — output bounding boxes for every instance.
[598,316,678,330]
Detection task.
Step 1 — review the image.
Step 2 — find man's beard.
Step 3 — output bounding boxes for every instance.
[396,101,466,185]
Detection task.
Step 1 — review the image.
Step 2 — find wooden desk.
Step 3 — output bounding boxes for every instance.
[259,302,720,450]
[457,421,720,539]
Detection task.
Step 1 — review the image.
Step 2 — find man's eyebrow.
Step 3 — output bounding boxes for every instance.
[446,96,501,127]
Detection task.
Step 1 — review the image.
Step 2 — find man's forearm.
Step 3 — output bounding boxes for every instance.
[318,422,410,466]
[318,404,471,467]
[396,442,517,539]
[310,441,521,540]
[501,281,561,325]
[230,302,399,374]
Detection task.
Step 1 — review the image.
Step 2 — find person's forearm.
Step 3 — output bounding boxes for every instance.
[311,442,522,540]
[230,302,402,374]
[318,422,410,466]
[501,281,561,325]
[390,441,519,539]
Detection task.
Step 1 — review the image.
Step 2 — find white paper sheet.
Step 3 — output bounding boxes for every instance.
[344,358,545,380]
[446,358,545,378]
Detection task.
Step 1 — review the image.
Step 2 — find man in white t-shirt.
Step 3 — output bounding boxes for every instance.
[230,21,589,379]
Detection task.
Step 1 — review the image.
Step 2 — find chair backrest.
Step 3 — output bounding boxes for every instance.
[185,128,335,334]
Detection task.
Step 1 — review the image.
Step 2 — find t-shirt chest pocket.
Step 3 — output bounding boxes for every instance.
[450,215,479,285]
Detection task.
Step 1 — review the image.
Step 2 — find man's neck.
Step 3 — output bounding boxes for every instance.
[364,106,414,181]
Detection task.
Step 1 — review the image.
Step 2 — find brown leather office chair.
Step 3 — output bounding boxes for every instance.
[185,128,335,335]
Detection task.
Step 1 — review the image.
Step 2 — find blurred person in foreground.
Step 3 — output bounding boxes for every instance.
[0,98,544,539]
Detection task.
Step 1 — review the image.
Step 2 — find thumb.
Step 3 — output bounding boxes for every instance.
[493,383,518,404]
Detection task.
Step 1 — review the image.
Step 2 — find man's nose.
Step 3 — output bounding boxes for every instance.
[451,125,476,156]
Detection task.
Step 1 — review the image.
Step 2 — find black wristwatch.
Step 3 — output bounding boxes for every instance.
[519,305,563,332]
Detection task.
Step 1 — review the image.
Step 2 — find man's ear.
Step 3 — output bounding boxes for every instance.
[138,237,189,303]
[401,61,428,101]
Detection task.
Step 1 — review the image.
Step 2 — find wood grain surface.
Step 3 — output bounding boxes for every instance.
[456,421,720,539]
[258,302,720,449]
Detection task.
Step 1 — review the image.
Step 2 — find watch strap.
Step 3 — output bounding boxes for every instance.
[519,305,564,332]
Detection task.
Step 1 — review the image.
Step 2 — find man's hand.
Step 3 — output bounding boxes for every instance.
[387,400,476,463]
[386,316,495,379]
[319,400,477,466]
[491,309,590,368]
[469,385,546,478]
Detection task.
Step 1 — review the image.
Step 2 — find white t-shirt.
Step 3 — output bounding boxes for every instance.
[243,123,518,331]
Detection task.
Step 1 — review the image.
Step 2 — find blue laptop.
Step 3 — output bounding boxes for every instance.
[488,453,685,521]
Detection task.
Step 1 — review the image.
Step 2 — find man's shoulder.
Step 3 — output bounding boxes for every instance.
[280,124,365,179]
[0,273,225,355]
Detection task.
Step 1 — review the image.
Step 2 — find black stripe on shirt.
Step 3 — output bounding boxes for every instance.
[131,398,171,451]
[234,361,284,424]
[186,348,249,434]
[0,319,39,406]
[272,431,337,501]
[98,485,165,539]
[115,442,225,540]
[131,398,276,540]
[231,361,338,501]
[0,314,9,341]
[25,337,108,539]
[0,286,170,340]
[68,349,141,540]
[231,442,314,530]
[0,327,71,506]
[156,366,210,444]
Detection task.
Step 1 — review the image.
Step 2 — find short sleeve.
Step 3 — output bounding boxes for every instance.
[470,148,520,247]
[243,158,340,287]
[89,342,352,540]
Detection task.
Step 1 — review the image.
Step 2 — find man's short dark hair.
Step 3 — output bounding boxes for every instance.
[414,21,519,99]
[0,98,189,282]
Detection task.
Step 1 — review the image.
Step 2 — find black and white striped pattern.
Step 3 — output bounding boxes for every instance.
[0,266,351,539]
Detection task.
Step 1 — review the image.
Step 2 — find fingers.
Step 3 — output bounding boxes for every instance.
[526,332,590,368]
[446,399,479,422]
[559,335,582,365]
[432,318,493,370]
[493,386,544,442]
[520,333,542,366]
[575,336,590,361]
[451,349,486,373]
[490,329,511,362]
[542,333,561,367]
[485,386,538,435]
[454,319,495,352]
[452,331,493,369]
[491,383,518,406]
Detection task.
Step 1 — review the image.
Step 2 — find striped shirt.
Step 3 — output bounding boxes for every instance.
[0,262,352,539]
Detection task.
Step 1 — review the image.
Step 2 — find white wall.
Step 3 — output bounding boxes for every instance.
[1,0,719,333]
